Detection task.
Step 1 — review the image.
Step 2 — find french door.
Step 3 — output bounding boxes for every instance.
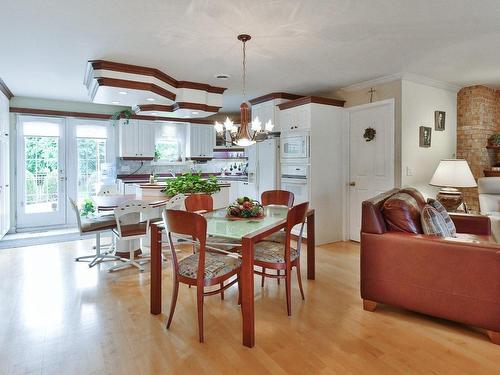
[17,116,66,228]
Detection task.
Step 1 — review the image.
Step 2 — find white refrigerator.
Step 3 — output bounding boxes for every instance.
[245,138,280,200]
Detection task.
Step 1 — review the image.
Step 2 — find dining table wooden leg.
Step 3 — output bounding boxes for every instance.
[150,224,162,315]
[241,236,255,348]
[306,212,315,280]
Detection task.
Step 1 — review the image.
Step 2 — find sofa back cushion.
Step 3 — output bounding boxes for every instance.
[427,198,457,237]
[382,192,423,234]
[421,204,453,237]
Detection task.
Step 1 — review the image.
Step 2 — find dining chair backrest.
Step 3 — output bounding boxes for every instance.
[68,197,83,234]
[261,190,295,207]
[286,202,309,237]
[114,200,152,238]
[161,194,186,230]
[185,194,213,213]
[164,209,208,280]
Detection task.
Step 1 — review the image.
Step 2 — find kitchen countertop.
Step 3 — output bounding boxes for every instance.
[117,173,248,184]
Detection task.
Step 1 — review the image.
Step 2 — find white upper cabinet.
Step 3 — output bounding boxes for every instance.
[187,124,215,159]
[279,105,311,132]
[118,119,155,158]
[251,100,277,131]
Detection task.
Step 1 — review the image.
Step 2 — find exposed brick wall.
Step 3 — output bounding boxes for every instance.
[456,85,500,212]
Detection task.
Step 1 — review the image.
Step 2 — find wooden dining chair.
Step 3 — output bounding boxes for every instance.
[260,190,295,285]
[261,190,295,208]
[252,202,309,316]
[164,209,242,342]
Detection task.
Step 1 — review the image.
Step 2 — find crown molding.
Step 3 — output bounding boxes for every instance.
[340,72,461,93]
[278,96,345,110]
[0,77,14,99]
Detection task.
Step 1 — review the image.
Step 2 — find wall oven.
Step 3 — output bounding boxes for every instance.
[280,165,310,204]
[280,131,309,160]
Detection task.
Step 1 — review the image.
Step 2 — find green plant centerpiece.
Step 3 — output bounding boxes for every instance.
[80,198,95,218]
[161,172,220,196]
[227,197,264,218]
[489,133,500,146]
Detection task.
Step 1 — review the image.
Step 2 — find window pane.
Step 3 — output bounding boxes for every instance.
[77,138,107,202]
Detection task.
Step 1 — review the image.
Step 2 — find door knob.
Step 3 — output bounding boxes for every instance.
[349,181,356,186]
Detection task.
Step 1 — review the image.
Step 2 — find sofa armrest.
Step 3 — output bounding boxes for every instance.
[449,212,491,235]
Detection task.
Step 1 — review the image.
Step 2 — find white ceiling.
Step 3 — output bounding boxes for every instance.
[2,0,500,112]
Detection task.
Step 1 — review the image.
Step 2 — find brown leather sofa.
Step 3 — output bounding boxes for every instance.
[361,188,500,344]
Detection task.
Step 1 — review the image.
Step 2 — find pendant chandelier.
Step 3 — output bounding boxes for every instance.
[214,34,274,147]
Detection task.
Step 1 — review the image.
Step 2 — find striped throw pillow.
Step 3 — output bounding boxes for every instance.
[421,204,453,237]
[427,198,457,237]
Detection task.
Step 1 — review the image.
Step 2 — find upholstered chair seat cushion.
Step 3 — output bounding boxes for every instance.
[427,198,457,236]
[249,241,299,264]
[178,252,241,280]
[262,231,286,243]
[421,204,453,237]
[382,192,424,234]
[81,215,116,233]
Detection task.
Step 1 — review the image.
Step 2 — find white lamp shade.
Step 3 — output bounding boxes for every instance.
[429,159,477,188]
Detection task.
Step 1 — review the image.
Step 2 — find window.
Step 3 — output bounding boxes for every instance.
[154,123,184,162]
[76,125,108,202]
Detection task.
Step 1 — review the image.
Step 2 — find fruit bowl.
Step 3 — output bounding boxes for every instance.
[226,197,264,219]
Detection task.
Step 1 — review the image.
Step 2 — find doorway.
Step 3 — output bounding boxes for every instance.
[348,99,395,241]
[16,116,66,228]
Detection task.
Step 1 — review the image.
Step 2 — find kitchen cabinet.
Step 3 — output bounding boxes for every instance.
[237,180,257,200]
[279,105,311,132]
[251,100,276,131]
[118,119,155,158]
[186,124,215,159]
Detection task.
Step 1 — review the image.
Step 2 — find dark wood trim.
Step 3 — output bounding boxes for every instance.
[0,77,14,99]
[9,107,111,119]
[96,77,176,101]
[90,60,227,93]
[138,104,174,112]
[120,157,154,161]
[9,107,215,125]
[278,96,345,110]
[138,102,220,114]
[249,92,302,105]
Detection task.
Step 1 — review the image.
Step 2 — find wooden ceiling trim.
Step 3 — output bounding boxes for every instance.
[277,96,345,110]
[90,60,227,93]
[0,77,14,99]
[9,106,215,124]
[248,92,302,105]
[96,77,177,101]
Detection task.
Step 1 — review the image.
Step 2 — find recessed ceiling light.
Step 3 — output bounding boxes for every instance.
[215,74,230,80]
[151,112,157,116]
[112,101,120,104]
[184,115,190,118]
[146,98,155,101]
[118,91,128,95]
[191,111,199,115]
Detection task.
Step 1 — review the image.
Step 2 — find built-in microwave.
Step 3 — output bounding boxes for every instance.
[280,131,309,160]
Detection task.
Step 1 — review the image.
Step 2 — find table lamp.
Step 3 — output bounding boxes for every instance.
[429,159,477,212]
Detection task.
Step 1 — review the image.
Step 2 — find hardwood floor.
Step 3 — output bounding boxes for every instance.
[0,239,497,374]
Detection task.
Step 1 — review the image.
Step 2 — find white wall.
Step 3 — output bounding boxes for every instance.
[401,80,457,197]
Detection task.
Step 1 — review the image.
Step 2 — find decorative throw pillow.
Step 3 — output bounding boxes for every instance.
[427,198,457,237]
[382,192,423,234]
[421,204,453,237]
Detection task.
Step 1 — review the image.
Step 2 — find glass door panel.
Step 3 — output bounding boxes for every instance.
[17,116,66,228]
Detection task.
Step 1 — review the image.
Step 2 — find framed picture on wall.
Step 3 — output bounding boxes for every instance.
[419,126,432,148]
[435,111,445,131]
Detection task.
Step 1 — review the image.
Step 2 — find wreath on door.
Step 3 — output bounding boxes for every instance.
[363,127,376,142]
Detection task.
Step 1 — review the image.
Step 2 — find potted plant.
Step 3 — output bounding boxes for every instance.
[111,109,135,126]
[80,198,95,218]
[489,134,500,146]
[161,172,220,197]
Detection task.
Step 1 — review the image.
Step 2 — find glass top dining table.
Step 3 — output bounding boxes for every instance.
[204,205,289,240]
[148,204,316,348]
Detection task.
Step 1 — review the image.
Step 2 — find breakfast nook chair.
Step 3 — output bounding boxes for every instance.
[108,200,153,272]
[164,209,242,342]
[252,201,309,316]
[69,197,120,267]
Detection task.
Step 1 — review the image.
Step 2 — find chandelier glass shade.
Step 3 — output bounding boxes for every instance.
[214,34,274,147]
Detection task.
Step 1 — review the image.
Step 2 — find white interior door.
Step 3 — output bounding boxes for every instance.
[348,100,395,241]
[17,116,66,229]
